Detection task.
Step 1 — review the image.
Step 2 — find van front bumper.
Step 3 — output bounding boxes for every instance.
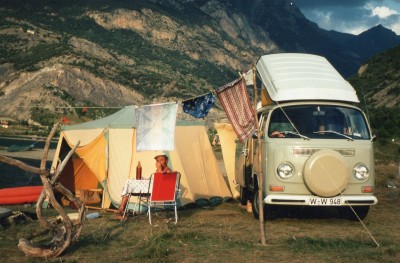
[264,195,378,206]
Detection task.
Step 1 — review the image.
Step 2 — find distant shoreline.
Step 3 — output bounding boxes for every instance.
[0,135,59,142]
[0,137,57,160]
[0,148,56,161]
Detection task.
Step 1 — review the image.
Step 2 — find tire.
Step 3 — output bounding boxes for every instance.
[252,191,278,220]
[342,206,370,220]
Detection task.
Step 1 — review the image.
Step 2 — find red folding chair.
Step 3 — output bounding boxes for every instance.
[147,172,180,225]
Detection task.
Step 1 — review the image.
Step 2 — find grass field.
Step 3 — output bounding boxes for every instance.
[1,162,400,262]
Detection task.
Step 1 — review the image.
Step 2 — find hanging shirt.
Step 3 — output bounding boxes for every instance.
[182,92,215,118]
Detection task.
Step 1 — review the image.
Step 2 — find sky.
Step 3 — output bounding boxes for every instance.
[294,0,400,35]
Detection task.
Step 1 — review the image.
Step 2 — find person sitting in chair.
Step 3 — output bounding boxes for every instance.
[115,154,172,215]
[154,154,172,174]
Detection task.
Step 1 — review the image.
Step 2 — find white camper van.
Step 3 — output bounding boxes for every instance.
[236,53,377,220]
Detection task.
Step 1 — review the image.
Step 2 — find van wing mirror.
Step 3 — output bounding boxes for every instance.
[371,130,377,142]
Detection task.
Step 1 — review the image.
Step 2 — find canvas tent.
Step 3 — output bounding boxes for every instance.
[214,123,240,199]
[51,106,232,208]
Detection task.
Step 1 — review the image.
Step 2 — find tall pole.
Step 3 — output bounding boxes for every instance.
[253,68,267,245]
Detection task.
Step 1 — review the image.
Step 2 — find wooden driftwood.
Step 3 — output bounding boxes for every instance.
[0,123,85,258]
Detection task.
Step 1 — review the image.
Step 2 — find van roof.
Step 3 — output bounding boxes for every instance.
[256,53,360,103]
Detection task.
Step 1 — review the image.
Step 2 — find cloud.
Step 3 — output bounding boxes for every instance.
[310,10,332,28]
[294,0,400,34]
[385,14,400,33]
[390,22,400,33]
[366,3,398,18]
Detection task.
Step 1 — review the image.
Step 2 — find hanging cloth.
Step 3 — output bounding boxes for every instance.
[135,102,178,151]
[182,92,215,118]
[216,78,256,143]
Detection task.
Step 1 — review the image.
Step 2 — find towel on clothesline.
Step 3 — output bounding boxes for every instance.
[135,102,178,151]
[216,78,256,143]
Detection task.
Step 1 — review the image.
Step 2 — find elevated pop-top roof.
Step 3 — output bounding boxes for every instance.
[256,53,359,103]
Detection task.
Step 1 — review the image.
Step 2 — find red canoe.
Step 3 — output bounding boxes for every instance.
[0,186,43,205]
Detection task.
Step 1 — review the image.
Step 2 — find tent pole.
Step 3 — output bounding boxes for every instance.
[253,67,267,245]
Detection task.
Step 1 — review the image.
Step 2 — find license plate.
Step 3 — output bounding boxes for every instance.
[309,197,342,206]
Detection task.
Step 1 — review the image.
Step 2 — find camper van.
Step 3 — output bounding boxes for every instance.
[236,53,377,220]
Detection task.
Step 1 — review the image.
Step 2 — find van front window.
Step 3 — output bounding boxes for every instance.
[268,105,370,140]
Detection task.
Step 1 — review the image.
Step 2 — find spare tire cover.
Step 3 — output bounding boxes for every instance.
[303,149,350,197]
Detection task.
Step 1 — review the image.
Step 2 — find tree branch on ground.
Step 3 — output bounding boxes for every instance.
[0,122,85,258]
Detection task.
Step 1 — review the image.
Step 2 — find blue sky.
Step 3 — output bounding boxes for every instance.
[294,0,400,35]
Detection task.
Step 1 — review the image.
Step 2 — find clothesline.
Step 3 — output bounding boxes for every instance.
[182,90,215,100]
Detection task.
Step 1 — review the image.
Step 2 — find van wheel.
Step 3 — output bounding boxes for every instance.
[341,206,369,220]
[252,192,278,220]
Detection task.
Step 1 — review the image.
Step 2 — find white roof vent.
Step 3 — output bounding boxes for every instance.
[256,53,359,103]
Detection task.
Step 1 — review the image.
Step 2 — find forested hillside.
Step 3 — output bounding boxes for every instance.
[349,45,400,141]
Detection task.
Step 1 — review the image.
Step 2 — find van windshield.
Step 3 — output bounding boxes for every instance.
[267,105,370,140]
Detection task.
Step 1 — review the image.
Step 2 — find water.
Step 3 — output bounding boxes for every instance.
[0,136,58,149]
[0,137,56,188]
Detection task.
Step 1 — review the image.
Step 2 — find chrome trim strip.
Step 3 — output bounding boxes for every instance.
[292,147,355,156]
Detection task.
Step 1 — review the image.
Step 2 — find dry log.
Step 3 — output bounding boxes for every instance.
[0,122,87,258]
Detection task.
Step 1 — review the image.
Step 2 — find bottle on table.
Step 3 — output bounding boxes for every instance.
[136,161,142,180]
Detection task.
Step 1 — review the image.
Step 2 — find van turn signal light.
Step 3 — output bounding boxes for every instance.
[361,186,373,193]
[269,185,285,192]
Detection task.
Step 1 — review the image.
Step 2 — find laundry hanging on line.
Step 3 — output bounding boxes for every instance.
[135,102,178,151]
[216,77,256,143]
[242,69,254,86]
[182,92,215,118]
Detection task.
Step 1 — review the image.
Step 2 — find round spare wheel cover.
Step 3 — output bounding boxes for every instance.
[303,149,350,197]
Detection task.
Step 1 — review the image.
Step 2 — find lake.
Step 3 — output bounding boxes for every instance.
[0,137,56,188]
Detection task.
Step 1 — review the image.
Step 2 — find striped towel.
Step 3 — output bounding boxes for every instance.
[216,78,256,142]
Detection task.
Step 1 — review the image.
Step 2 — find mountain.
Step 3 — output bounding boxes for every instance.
[326,25,400,64]
[349,44,400,139]
[0,0,399,124]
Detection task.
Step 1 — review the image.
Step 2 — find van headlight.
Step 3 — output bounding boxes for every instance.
[353,163,369,180]
[277,163,294,179]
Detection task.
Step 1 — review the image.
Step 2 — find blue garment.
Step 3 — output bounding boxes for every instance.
[182,93,215,118]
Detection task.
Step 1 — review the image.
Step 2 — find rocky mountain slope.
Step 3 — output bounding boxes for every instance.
[0,0,399,124]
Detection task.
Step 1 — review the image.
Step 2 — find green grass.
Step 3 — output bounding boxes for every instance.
[1,190,400,263]
[1,163,400,262]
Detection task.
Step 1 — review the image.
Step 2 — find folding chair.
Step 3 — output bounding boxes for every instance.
[147,172,180,225]
[123,177,152,220]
